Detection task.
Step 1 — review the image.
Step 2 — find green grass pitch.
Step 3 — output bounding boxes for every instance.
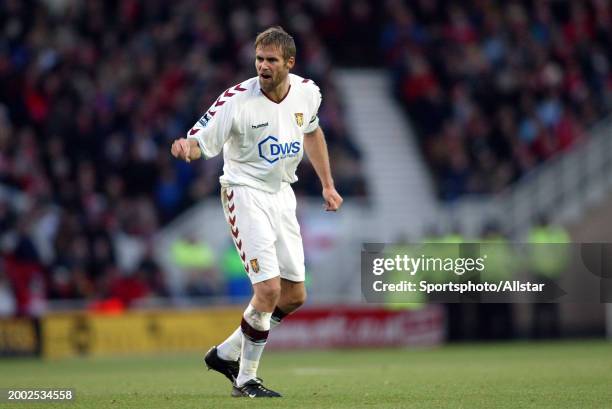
[1,341,611,408]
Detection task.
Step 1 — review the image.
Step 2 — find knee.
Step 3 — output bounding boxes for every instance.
[284,288,307,311]
[254,280,281,304]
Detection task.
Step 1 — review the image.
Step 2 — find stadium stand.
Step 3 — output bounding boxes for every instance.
[382,0,612,200]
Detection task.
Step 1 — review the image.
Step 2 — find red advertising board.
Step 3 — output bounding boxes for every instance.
[267,305,445,349]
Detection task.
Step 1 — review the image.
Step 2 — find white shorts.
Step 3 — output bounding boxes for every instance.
[221,184,305,284]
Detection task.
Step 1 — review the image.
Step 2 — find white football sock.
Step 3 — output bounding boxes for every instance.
[236,304,271,387]
[216,327,242,361]
[217,306,285,361]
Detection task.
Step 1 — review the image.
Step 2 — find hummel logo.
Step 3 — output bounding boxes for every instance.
[251,122,268,129]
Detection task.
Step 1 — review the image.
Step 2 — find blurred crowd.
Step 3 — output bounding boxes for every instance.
[0,0,368,314]
[382,0,612,200]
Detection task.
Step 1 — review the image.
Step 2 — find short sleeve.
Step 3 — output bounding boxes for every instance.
[303,82,322,134]
[186,91,238,159]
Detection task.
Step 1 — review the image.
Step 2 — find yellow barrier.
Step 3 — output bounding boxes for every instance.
[41,308,243,359]
[0,318,38,356]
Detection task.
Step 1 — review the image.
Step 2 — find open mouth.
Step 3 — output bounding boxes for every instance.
[260,74,272,80]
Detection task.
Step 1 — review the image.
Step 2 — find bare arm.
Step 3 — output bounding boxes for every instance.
[304,126,343,211]
[171,138,202,163]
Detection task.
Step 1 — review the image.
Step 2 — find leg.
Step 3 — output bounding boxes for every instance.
[235,276,280,387]
[277,279,307,313]
[214,277,305,365]
[208,186,279,385]
[270,279,307,328]
[206,277,280,387]
[209,186,289,396]
[227,279,299,398]
[225,276,282,397]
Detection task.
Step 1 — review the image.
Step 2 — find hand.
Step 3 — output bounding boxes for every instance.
[171,138,191,163]
[322,187,343,212]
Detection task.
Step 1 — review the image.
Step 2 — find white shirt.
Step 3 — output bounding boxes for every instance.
[187,73,322,193]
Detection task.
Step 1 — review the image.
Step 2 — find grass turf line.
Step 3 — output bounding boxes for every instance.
[0,341,610,409]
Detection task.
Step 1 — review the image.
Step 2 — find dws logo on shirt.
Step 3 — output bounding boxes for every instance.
[258,136,301,164]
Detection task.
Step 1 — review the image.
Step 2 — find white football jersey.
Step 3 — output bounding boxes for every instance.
[187,73,322,193]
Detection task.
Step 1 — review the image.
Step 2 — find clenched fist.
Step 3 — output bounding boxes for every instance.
[171,138,198,163]
[322,186,343,211]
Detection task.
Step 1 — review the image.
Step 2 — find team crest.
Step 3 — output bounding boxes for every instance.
[294,113,304,127]
[250,259,260,273]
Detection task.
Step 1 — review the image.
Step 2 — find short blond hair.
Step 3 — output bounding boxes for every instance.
[254,26,296,62]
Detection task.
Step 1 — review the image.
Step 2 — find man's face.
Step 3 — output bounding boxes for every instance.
[255,45,295,91]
